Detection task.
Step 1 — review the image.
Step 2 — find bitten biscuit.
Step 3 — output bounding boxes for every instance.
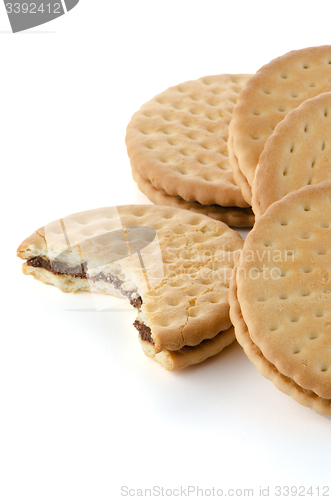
[18,205,243,369]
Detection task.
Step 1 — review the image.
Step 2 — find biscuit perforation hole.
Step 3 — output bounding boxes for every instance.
[320,222,330,228]
[303,205,311,212]
[315,311,324,317]
[321,141,326,151]
[308,82,316,88]
[292,347,301,354]
[289,316,300,323]
[308,333,318,340]
[162,114,176,122]
[161,128,174,135]
[187,131,202,141]
[189,108,203,116]
[143,110,156,118]
[198,156,212,165]
[321,366,328,373]
[207,98,220,107]
[167,138,181,146]
[166,297,182,307]
[200,142,217,151]
[180,148,194,157]
[300,290,311,297]
[317,249,327,255]
[304,125,308,133]
[278,107,286,113]
[269,325,279,332]
[159,156,172,164]
[145,142,158,150]
[273,269,287,278]
[279,293,288,300]
[181,120,196,128]
[139,128,153,135]
[189,95,201,101]
[325,108,329,118]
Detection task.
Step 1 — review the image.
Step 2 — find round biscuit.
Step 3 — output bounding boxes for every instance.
[229,45,331,204]
[252,92,331,217]
[233,182,331,410]
[126,74,252,208]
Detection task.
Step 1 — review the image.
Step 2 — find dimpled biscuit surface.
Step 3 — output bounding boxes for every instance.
[252,92,331,217]
[230,182,331,414]
[18,205,243,354]
[126,74,252,208]
[229,45,331,204]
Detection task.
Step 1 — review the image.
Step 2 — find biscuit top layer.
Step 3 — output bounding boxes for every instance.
[236,182,331,399]
[126,74,252,208]
[229,45,331,190]
[18,205,243,352]
[252,92,331,217]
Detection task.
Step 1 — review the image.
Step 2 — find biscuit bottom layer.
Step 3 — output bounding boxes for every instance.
[25,256,236,370]
[229,266,331,415]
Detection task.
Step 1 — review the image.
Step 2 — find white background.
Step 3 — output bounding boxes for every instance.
[2,2,331,499]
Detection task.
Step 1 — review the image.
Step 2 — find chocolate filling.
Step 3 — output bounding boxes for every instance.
[28,256,88,278]
[133,320,154,345]
[27,256,142,309]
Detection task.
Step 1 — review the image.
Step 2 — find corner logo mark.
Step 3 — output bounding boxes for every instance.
[4,0,80,33]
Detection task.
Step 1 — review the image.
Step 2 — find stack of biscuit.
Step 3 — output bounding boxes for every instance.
[227,45,331,415]
[17,45,331,414]
[125,45,331,414]
[125,74,255,227]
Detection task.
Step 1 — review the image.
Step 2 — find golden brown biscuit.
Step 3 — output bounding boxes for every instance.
[229,182,331,414]
[132,166,254,227]
[229,45,331,204]
[126,74,252,208]
[252,92,331,217]
[18,205,243,369]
